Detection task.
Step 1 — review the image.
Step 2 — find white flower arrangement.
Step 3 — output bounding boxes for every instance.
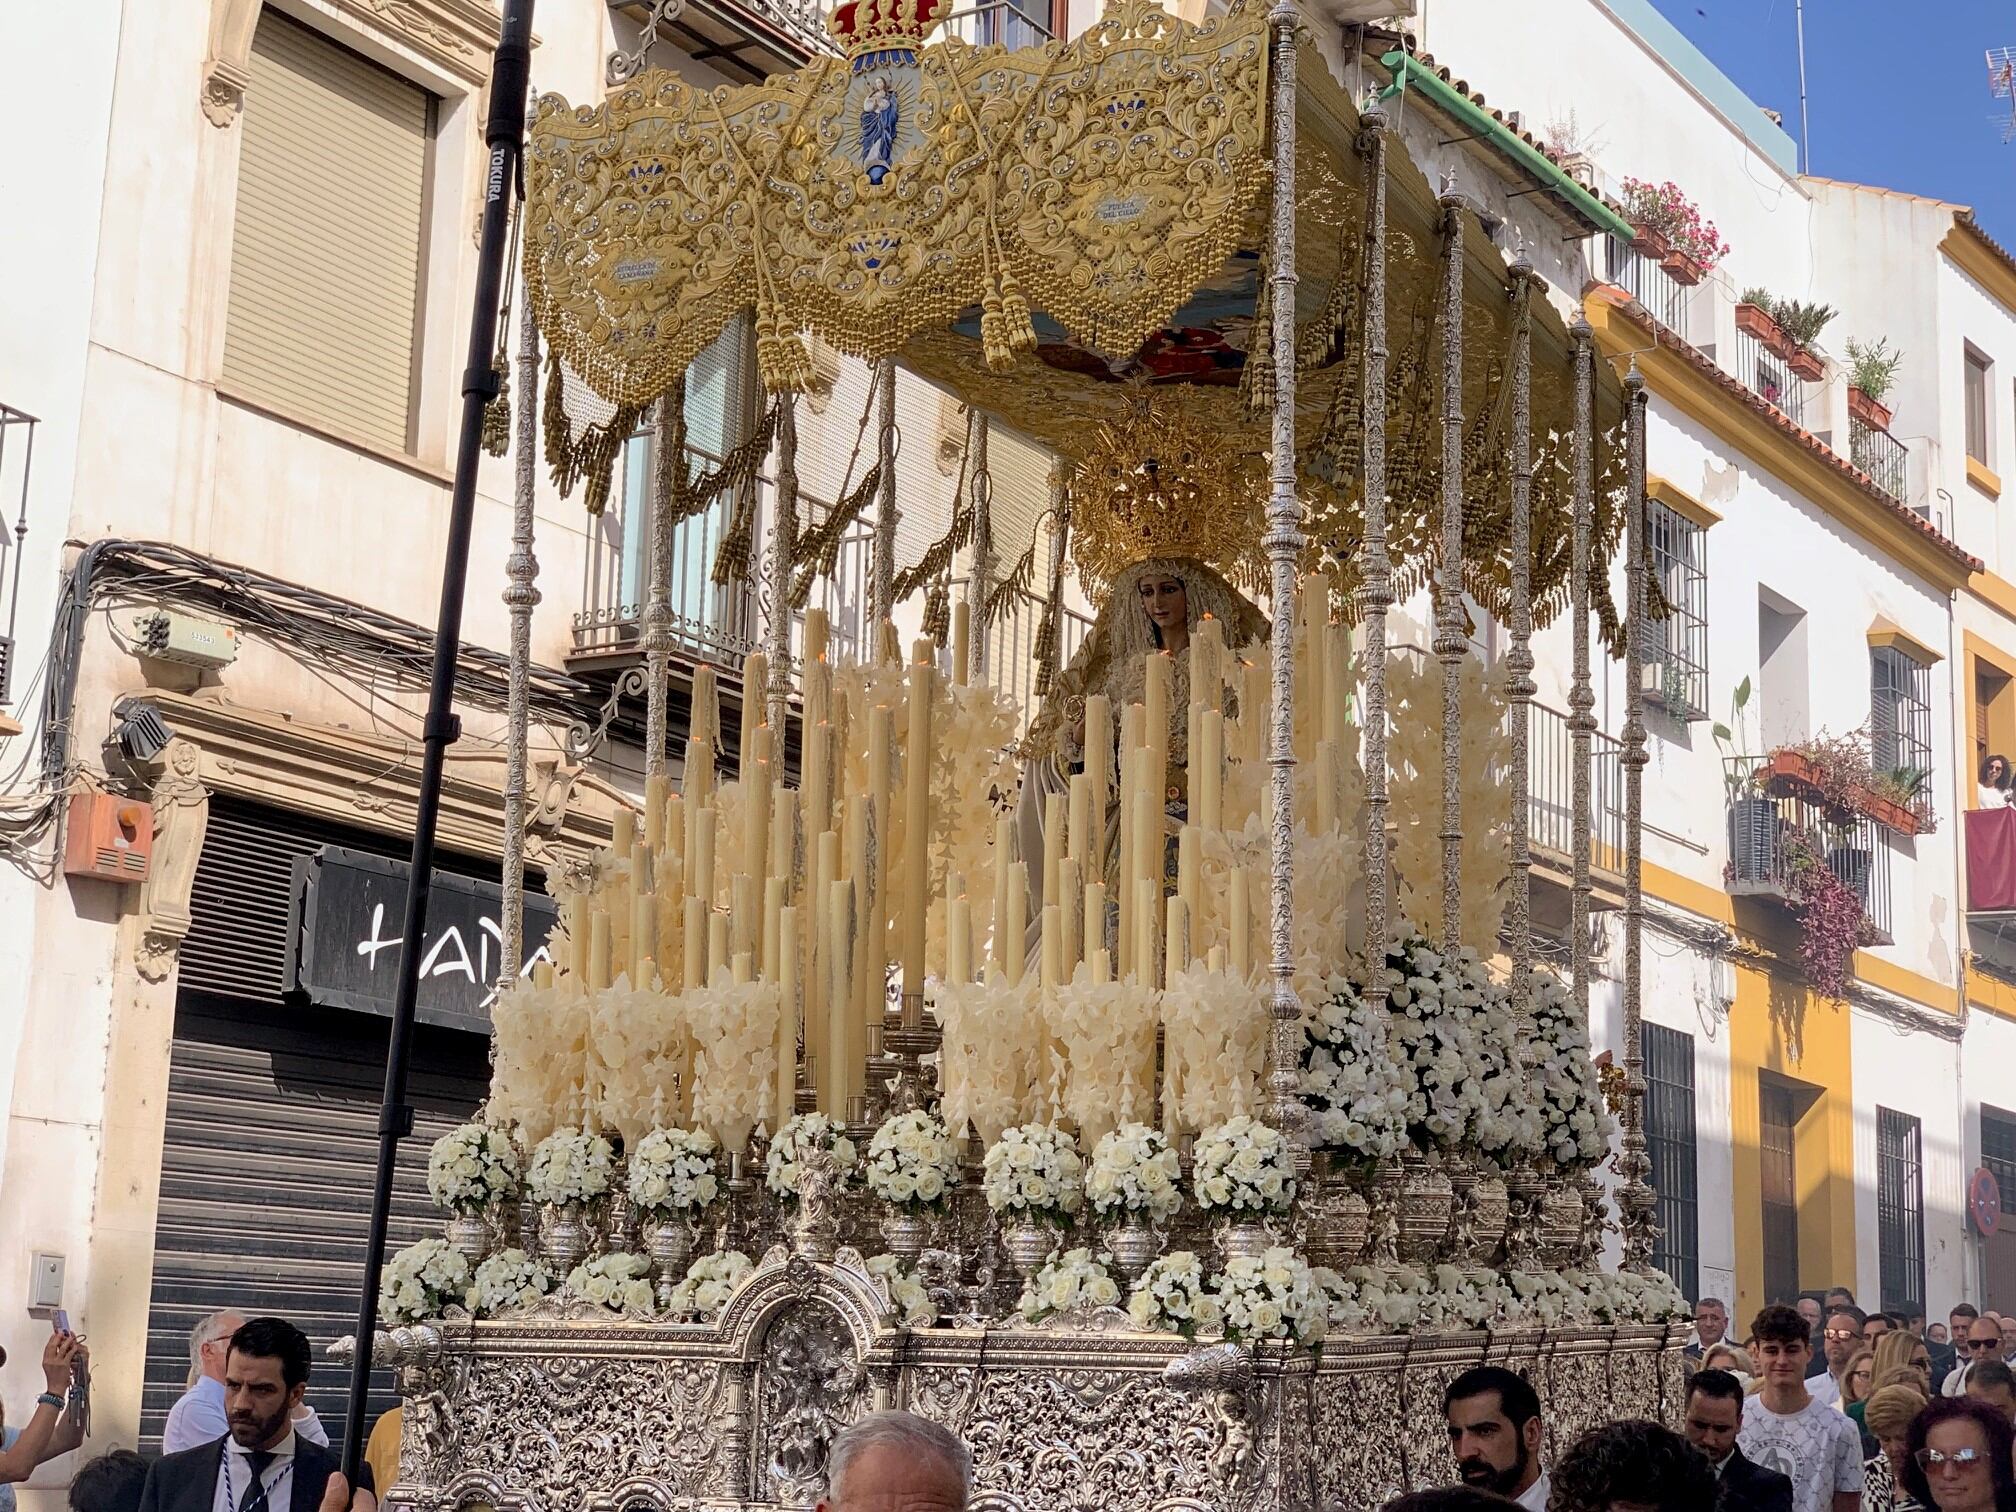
[525,1126,615,1205]
[1018,1247,1123,1324]
[865,1254,939,1328]
[1313,1264,1689,1336]
[1376,933,1530,1156]
[426,1122,522,1216]
[564,1252,657,1315]
[1085,1122,1183,1223]
[1522,970,1615,1169]
[626,1127,720,1216]
[1214,1246,1328,1346]
[1126,1250,1223,1339]
[1299,975,1409,1171]
[981,1123,1085,1226]
[467,1249,552,1317]
[381,1238,472,1325]
[1191,1115,1297,1216]
[863,1110,960,1213]
[664,1250,755,1320]
[765,1113,859,1202]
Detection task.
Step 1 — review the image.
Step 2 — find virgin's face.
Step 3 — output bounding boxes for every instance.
[1137,575,1188,635]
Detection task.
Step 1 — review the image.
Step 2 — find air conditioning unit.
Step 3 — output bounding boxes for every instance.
[62,792,152,883]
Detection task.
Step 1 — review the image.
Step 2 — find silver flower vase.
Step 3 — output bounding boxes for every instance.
[645,1215,696,1309]
[1538,1179,1583,1268]
[1217,1219,1275,1264]
[880,1210,929,1268]
[1105,1217,1165,1285]
[445,1212,490,1270]
[1396,1154,1454,1264]
[1470,1170,1511,1268]
[540,1201,590,1274]
[999,1219,1056,1283]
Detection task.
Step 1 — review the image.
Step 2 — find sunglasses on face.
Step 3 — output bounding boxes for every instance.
[1915,1447,1987,1471]
[1824,1329,1860,1341]
[1969,1338,2004,1350]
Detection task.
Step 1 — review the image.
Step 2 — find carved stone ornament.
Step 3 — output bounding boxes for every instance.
[135,738,211,982]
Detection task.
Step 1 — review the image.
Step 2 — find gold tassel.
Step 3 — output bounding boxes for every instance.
[980,275,1014,374]
[922,580,950,643]
[481,357,511,457]
[756,305,815,393]
[999,267,1036,358]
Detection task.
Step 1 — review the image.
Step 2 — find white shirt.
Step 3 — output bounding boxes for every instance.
[212,1429,297,1512]
[1807,1371,1841,1408]
[1738,1393,1863,1512]
[1516,1471,1551,1512]
[165,1378,330,1455]
[1943,1362,1972,1396]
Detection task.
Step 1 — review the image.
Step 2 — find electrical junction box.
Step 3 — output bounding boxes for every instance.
[62,792,152,883]
[133,608,239,669]
[28,1252,64,1313]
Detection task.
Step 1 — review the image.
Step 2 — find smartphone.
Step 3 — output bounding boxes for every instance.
[52,1309,70,1335]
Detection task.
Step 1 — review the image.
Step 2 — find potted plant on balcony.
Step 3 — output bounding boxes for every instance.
[1845,336,1903,431]
[1619,177,1729,286]
[1772,300,1837,381]
[1714,678,1779,880]
[1737,288,1796,359]
[1782,826,1875,1002]
[1758,728,1927,837]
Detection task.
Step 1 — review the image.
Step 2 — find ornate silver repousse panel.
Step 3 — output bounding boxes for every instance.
[446,1354,726,1507]
[758,1300,871,1503]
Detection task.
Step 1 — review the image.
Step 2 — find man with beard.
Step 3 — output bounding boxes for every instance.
[1442,1367,1548,1511]
[138,1319,367,1512]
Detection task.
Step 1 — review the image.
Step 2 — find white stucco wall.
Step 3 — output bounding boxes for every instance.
[1849,1007,1967,1312]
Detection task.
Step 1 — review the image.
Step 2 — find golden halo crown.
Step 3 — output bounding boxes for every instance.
[827,0,949,57]
[1068,394,1265,601]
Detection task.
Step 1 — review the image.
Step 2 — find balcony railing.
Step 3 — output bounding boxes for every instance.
[937,0,1054,48]
[954,576,1092,735]
[1850,416,1908,503]
[1604,239,1689,334]
[1526,699,1626,880]
[1725,764,1894,943]
[1732,328,1807,427]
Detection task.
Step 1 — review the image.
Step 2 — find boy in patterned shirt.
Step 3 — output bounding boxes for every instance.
[1739,1304,1864,1512]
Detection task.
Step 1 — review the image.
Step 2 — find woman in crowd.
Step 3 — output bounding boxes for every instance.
[1899,1397,2016,1512]
[1705,1342,1758,1391]
[1979,754,2012,809]
[1863,1385,1930,1511]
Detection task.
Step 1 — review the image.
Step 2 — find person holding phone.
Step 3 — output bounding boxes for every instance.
[0,1326,89,1508]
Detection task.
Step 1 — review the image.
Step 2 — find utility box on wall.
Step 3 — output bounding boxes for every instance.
[63,792,152,882]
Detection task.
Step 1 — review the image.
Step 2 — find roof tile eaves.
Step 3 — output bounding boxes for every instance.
[1597,287,1980,575]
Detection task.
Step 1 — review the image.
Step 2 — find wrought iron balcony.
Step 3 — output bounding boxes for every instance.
[1724,761,1894,944]
[1731,328,1808,428]
[1523,699,1627,925]
[1850,415,1909,503]
[1604,239,1689,334]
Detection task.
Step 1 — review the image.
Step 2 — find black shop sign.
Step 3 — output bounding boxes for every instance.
[285,846,558,1033]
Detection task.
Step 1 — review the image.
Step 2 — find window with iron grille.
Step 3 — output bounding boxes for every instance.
[1643,500,1709,721]
[1984,1105,2016,1216]
[1642,1023,1699,1304]
[1871,645,1933,805]
[1877,1108,1925,1315]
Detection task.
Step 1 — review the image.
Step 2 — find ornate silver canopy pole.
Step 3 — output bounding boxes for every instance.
[1356,106,1393,983]
[1433,183,1467,955]
[1506,262,1536,1013]
[872,358,898,645]
[1262,0,1305,1147]
[644,387,685,777]
[499,288,542,981]
[968,410,993,682]
[767,393,799,733]
[1617,366,1658,1274]
[1568,319,1596,1023]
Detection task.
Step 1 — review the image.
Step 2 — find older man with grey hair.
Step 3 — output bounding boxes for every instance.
[817,1411,970,1512]
[160,1310,330,1453]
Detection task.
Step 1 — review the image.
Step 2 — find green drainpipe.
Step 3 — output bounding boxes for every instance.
[1377,49,1638,244]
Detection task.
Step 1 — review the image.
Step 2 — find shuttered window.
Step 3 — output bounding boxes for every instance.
[223,11,433,454]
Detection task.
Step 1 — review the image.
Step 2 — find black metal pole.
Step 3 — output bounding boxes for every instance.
[339,0,534,1480]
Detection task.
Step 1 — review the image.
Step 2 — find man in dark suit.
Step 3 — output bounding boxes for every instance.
[1683,1369,1794,1512]
[138,1319,366,1512]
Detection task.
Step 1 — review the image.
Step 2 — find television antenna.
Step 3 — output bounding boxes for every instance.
[1990,47,2016,142]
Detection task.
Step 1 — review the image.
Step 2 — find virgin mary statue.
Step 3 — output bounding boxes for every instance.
[1016,397,1270,929]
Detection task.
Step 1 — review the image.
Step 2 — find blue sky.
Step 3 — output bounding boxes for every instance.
[1645,0,2016,245]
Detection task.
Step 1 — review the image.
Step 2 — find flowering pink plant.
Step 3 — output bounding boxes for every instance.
[1783,831,1873,1002]
[1620,178,1730,272]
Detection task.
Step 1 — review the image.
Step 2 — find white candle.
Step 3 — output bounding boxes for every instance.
[1084,879,1106,968]
[775,905,799,1128]
[587,909,612,992]
[771,787,796,898]
[1003,861,1027,987]
[948,893,972,984]
[763,876,785,980]
[826,877,853,1116]
[1165,896,1189,983]
[693,663,720,758]
[631,889,655,983]
[1085,694,1113,843]
[1042,791,1066,917]
[1057,855,1080,977]
[1316,737,1340,834]
[952,600,971,687]
[683,896,706,991]
[741,651,767,763]
[1177,826,1200,963]
[708,911,730,988]
[693,806,717,910]
[1135,879,1159,990]
[1041,902,1061,991]
[1228,867,1250,979]
[1198,709,1224,833]
[612,808,637,861]
[1067,772,1092,868]
[804,607,829,666]
[991,815,1014,973]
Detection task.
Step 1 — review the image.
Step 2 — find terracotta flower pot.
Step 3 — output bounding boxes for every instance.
[1660,248,1705,286]
[1631,223,1675,260]
[1736,302,1796,361]
[1848,386,1894,431]
[1786,346,1825,382]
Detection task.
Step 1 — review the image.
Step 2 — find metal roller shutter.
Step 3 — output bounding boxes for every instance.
[140,1000,488,1455]
[222,10,433,453]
